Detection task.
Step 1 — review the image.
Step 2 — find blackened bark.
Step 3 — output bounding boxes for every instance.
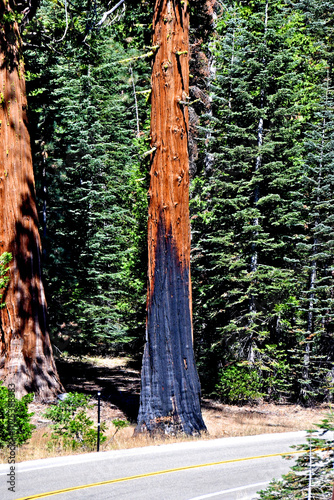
[137,219,206,435]
[136,0,206,435]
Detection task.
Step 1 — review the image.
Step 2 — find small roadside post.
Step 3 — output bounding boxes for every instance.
[97,391,101,452]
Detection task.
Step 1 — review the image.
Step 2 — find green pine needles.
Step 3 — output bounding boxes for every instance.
[24,0,150,354]
[191,0,334,403]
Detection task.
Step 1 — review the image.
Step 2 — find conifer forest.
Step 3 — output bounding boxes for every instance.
[1,0,334,431]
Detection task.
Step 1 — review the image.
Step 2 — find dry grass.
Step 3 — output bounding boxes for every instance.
[0,401,328,464]
[201,402,328,438]
[84,356,130,370]
[0,421,198,463]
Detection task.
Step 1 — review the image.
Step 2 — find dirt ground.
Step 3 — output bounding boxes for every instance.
[3,356,330,463]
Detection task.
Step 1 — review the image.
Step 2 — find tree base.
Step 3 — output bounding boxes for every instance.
[135,414,207,437]
[0,350,64,402]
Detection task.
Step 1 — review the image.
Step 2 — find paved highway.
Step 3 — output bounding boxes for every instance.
[0,431,309,500]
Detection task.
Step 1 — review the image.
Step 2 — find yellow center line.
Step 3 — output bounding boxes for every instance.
[15,447,333,500]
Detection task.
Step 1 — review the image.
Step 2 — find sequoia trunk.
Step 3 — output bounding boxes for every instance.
[136,0,206,435]
[0,2,63,400]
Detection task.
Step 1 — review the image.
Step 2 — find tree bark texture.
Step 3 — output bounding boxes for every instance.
[136,0,206,435]
[0,2,63,400]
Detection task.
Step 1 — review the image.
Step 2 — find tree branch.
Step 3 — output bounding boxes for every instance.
[96,0,126,27]
[54,0,68,43]
[15,0,40,29]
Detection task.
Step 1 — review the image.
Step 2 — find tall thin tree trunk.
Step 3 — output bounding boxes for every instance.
[136,0,206,436]
[129,65,140,138]
[228,5,236,113]
[0,2,63,400]
[250,0,268,273]
[247,0,268,364]
[204,0,216,175]
[302,112,326,397]
[302,72,329,398]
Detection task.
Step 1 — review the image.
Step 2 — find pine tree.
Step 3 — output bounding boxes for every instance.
[191,0,328,401]
[296,75,334,402]
[24,0,150,353]
[258,413,334,499]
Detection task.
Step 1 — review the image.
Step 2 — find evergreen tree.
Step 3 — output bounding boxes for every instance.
[24,0,150,353]
[258,413,334,499]
[295,76,334,402]
[191,0,332,401]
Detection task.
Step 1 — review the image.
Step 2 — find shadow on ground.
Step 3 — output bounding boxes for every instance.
[56,358,140,423]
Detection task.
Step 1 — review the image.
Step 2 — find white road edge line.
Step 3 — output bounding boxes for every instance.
[187,481,269,499]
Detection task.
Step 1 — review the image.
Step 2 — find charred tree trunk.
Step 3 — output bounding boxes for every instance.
[0,2,63,400]
[136,0,206,436]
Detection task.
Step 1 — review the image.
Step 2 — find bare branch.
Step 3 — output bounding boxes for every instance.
[17,0,40,29]
[96,0,126,27]
[129,65,140,138]
[54,0,69,43]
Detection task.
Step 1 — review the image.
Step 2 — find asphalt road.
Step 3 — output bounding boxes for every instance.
[0,431,310,500]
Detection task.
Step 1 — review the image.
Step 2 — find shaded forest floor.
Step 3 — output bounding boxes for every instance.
[4,356,330,463]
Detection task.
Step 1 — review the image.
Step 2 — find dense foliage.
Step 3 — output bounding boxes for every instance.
[0,383,34,448]
[22,0,334,404]
[24,0,151,354]
[190,0,334,404]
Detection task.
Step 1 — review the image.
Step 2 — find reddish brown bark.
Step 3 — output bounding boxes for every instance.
[136,0,206,435]
[0,2,63,400]
[147,0,191,282]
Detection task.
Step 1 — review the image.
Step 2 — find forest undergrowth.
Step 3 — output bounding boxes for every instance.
[0,356,328,464]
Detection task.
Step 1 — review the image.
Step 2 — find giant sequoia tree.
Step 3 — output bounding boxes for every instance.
[0,0,63,399]
[136,0,206,435]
